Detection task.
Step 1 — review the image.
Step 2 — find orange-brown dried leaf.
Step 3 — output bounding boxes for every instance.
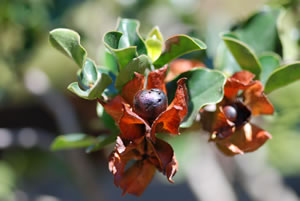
[167,78,188,119]
[150,138,178,182]
[119,104,149,140]
[109,137,146,188]
[216,142,244,156]
[231,71,255,85]
[151,106,182,138]
[243,81,274,115]
[121,73,145,106]
[165,59,204,82]
[216,123,272,156]
[98,95,126,122]
[119,160,156,196]
[224,79,249,100]
[165,155,178,183]
[146,65,168,94]
[224,71,255,100]
[151,78,188,138]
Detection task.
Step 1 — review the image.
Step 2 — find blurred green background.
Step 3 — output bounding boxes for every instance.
[0,0,300,201]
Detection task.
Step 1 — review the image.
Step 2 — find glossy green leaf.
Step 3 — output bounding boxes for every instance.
[86,133,118,153]
[146,39,162,62]
[104,50,119,75]
[104,31,137,70]
[146,27,164,61]
[68,59,112,100]
[234,8,282,55]
[167,68,226,128]
[103,18,147,70]
[259,53,281,85]
[222,33,262,79]
[265,62,300,94]
[115,55,151,91]
[147,26,164,42]
[51,133,96,151]
[51,133,117,152]
[49,28,87,68]
[153,35,207,68]
[214,41,241,76]
[116,18,147,55]
[77,59,98,89]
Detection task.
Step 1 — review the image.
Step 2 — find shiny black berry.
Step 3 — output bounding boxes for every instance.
[133,89,168,121]
[223,105,237,122]
[223,102,251,127]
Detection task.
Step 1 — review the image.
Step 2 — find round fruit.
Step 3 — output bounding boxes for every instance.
[133,89,168,121]
[223,105,237,122]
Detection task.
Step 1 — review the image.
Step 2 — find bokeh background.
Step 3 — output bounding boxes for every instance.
[0,0,300,201]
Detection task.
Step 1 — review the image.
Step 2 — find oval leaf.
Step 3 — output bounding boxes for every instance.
[259,53,281,85]
[49,28,87,68]
[104,31,137,70]
[147,26,164,42]
[167,68,226,128]
[68,59,112,100]
[51,133,96,151]
[115,55,151,91]
[77,59,98,89]
[146,26,164,61]
[85,133,118,153]
[234,8,282,55]
[153,35,207,68]
[222,33,262,79]
[146,38,163,62]
[116,18,147,55]
[215,41,241,75]
[265,62,300,94]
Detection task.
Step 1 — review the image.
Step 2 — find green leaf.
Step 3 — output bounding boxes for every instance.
[51,133,117,152]
[68,59,112,100]
[104,31,137,70]
[86,133,118,153]
[147,26,164,42]
[259,53,281,85]
[146,27,164,61]
[234,8,282,55]
[153,35,207,68]
[214,41,241,76]
[222,33,262,79]
[115,55,151,91]
[265,62,300,94]
[103,18,148,70]
[146,39,163,61]
[104,50,119,75]
[116,18,147,55]
[167,68,226,128]
[49,28,87,68]
[51,133,96,151]
[77,59,98,89]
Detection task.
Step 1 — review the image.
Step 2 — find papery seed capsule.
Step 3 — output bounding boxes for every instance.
[133,89,168,121]
[223,105,237,122]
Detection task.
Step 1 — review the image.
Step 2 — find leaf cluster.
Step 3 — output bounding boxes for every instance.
[49,10,300,152]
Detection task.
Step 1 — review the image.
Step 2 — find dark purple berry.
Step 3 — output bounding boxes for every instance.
[223,105,237,122]
[133,89,168,121]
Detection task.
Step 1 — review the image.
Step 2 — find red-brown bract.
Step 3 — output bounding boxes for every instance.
[201,70,274,156]
[99,65,188,196]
